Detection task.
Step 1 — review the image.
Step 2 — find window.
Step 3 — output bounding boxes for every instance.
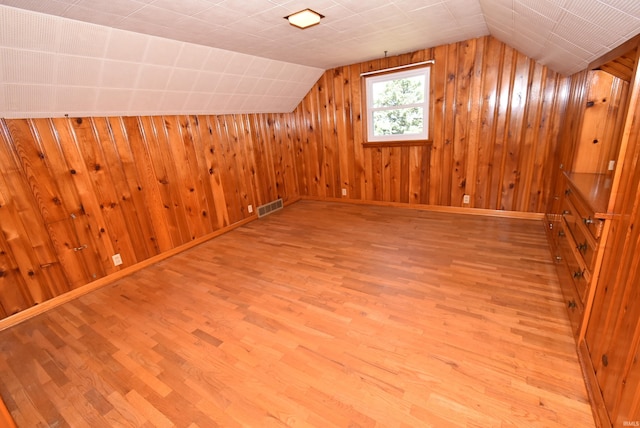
[364,65,431,144]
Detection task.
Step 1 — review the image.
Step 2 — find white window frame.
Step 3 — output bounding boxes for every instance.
[364,66,431,144]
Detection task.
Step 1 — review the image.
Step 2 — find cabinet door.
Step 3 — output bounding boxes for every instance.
[586,272,640,422]
[585,150,640,422]
[573,70,628,174]
[613,345,640,427]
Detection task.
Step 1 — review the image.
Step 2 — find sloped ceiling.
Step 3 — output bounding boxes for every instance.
[1,0,639,118]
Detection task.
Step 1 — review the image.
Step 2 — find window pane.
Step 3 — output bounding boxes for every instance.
[372,76,424,108]
[373,107,424,136]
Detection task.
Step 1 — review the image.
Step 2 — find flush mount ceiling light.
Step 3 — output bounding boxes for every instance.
[285,8,324,29]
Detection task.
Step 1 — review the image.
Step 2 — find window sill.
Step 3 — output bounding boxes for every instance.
[362,140,433,148]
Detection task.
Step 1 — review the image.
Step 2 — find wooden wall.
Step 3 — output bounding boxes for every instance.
[0,114,298,318]
[292,36,569,212]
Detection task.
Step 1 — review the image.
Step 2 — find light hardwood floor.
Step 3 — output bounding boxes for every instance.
[0,201,594,427]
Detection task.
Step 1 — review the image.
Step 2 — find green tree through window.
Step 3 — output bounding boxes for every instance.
[365,66,430,143]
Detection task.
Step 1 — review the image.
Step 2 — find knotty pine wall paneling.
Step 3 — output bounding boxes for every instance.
[293,36,569,213]
[0,114,299,319]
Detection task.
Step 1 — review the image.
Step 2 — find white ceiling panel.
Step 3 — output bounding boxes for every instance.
[192,72,222,93]
[604,0,640,16]
[1,48,56,84]
[143,37,182,67]
[128,89,165,112]
[62,5,124,27]
[183,92,212,111]
[105,30,149,62]
[0,4,324,118]
[54,86,98,112]
[166,68,200,92]
[1,5,60,51]
[175,43,211,71]
[56,56,103,86]
[58,21,109,57]
[136,64,175,90]
[4,84,56,114]
[1,1,640,118]
[100,60,142,88]
[95,88,133,113]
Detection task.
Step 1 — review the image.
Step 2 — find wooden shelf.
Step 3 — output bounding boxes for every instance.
[564,172,613,218]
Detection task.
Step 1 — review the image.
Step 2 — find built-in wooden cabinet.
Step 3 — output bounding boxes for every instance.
[546,67,625,341]
[546,34,640,427]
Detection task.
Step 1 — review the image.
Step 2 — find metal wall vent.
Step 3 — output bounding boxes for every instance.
[257,198,283,218]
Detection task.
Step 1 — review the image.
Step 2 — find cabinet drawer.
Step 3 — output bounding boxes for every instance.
[565,187,604,241]
[553,248,584,339]
[561,198,598,270]
[568,216,598,270]
[558,223,590,303]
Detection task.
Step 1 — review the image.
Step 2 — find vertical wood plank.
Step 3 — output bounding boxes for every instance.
[475,37,502,209]
[179,115,215,235]
[120,116,174,253]
[277,113,299,202]
[146,116,191,244]
[93,117,151,263]
[108,117,164,255]
[191,115,227,229]
[251,114,276,205]
[442,42,458,206]
[517,61,543,212]
[350,64,366,200]
[501,52,530,211]
[238,114,258,214]
[322,70,340,199]
[50,117,113,278]
[430,46,446,205]
[72,117,138,267]
[465,38,485,208]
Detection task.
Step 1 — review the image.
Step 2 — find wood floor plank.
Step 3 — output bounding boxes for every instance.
[0,201,594,427]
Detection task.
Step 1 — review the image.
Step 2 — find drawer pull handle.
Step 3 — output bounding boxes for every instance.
[567,300,577,309]
[562,210,571,216]
[555,256,562,262]
[583,217,594,225]
[573,270,584,279]
[558,230,565,237]
[73,244,88,252]
[577,242,588,253]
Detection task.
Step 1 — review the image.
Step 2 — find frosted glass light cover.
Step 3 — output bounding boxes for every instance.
[286,9,323,29]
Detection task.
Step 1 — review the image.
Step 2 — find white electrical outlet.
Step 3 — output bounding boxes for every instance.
[248,204,253,213]
[463,194,470,204]
[342,188,347,196]
[608,160,616,171]
[112,254,123,266]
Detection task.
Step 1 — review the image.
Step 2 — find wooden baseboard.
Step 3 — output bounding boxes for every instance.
[577,340,612,428]
[0,213,261,332]
[300,196,545,220]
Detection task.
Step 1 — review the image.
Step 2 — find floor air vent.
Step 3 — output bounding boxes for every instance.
[257,198,283,218]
